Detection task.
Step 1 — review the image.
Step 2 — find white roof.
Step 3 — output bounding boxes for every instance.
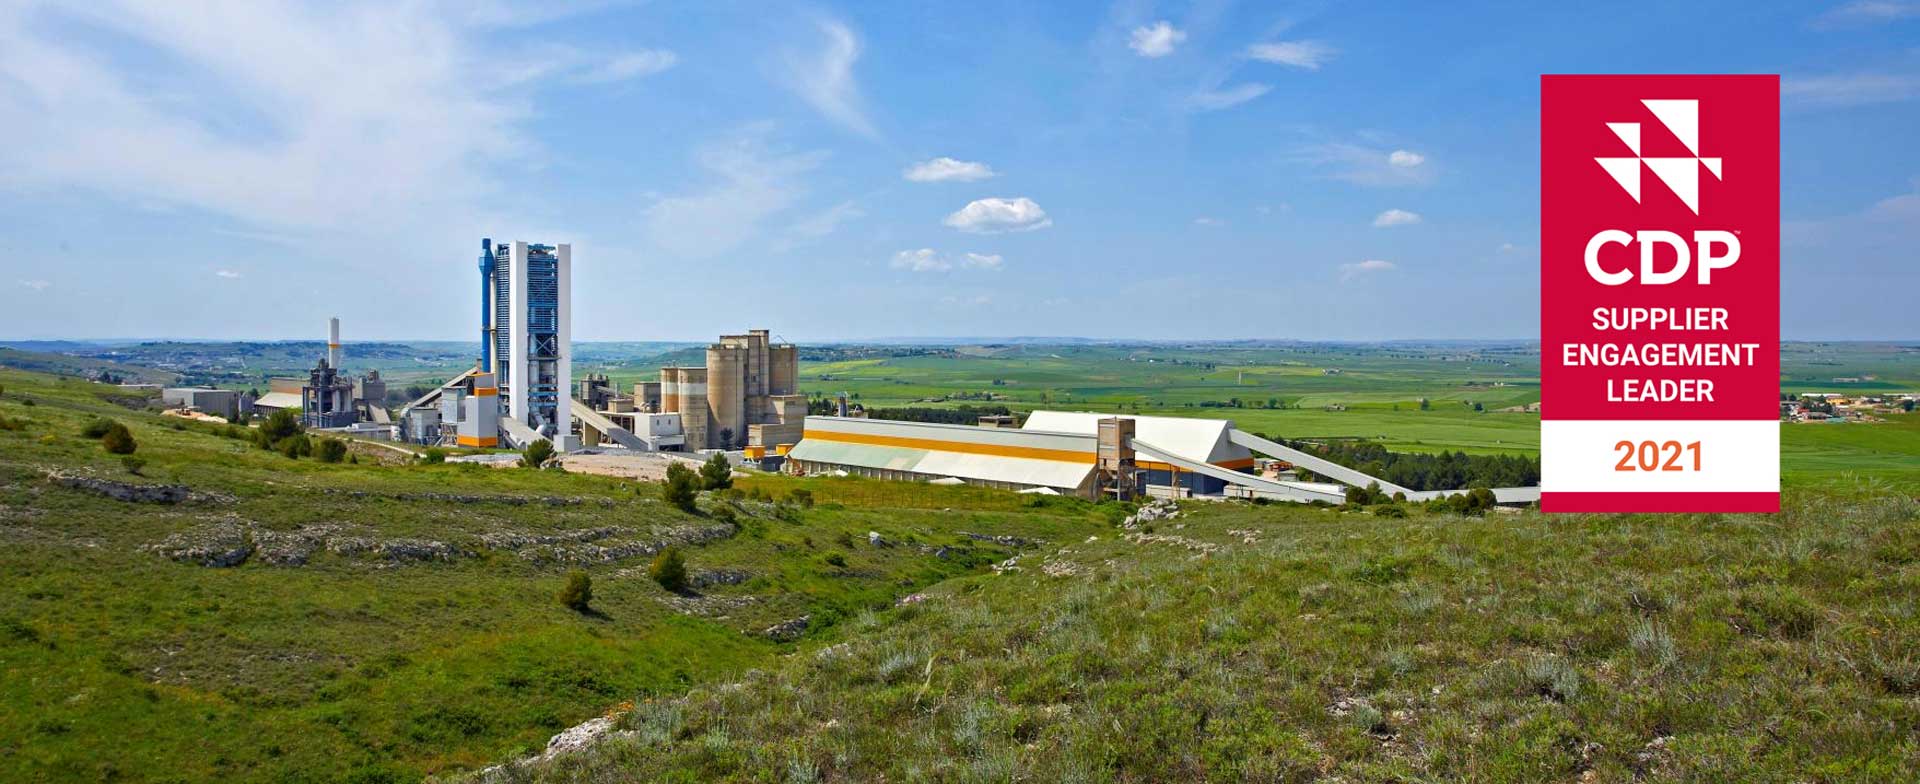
[253,391,301,409]
[786,438,1095,491]
[1020,410,1249,465]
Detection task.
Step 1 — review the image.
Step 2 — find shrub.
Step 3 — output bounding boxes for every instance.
[0,414,24,432]
[80,417,117,438]
[649,549,688,593]
[521,439,555,468]
[101,423,138,455]
[822,552,848,569]
[121,456,147,475]
[314,438,349,464]
[276,433,312,459]
[421,448,447,464]
[256,409,303,449]
[699,453,733,490]
[709,504,737,526]
[788,488,814,508]
[662,462,700,513]
[557,570,593,612]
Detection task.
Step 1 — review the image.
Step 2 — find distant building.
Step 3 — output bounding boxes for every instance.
[162,387,241,421]
[481,239,572,446]
[658,329,802,450]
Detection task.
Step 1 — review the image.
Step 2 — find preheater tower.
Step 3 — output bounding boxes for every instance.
[479,239,571,440]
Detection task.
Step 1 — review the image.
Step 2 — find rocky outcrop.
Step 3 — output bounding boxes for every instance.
[47,471,214,504]
[1122,499,1181,529]
[147,520,253,567]
[958,531,1042,548]
[323,489,615,507]
[689,568,751,588]
[763,615,810,641]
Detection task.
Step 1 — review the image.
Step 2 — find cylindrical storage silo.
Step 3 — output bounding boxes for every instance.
[769,345,797,396]
[707,346,745,449]
[679,367,708,449]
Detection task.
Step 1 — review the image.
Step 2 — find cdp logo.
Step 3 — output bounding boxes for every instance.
[1594,99,1721,215]
[1585,98,1737,286]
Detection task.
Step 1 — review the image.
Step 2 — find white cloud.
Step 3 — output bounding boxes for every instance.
[904,157,996,183]
[642,130,828,258]
[940,294,993,306]
[787,200,864,240]
[0,2,568,235]
[1128,21,1186,58]
[1372,209,1421,227]
[1339,259,1396,281]
[1190,83,1272,111]
[783,20,877,138]
[215,269,242,279]
[1246,41,1335,70]
[574,49,677,83]
[1193,216,1225,227]
[19,279,50,291]
[943,197,1052,233]
[1784,72,1920,107]
[1814,1,1919,27]
[1499,242,1520,253]
[1297,144,1435,186]
[891,248,950,272]
[889,249,1005,272]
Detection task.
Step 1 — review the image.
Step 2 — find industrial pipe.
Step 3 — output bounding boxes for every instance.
[478,238,493,373]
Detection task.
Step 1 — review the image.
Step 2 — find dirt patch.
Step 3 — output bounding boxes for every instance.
[559,452,697,483]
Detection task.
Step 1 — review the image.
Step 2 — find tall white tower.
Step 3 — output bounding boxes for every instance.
[486,241,571,442]
[327,317,342,369]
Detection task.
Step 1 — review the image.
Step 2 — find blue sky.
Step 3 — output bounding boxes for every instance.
[1,1,1915,342]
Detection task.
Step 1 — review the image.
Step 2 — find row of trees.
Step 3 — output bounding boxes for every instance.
[1263,435,1540,491]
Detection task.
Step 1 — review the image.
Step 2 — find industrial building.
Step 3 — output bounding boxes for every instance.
[786,411,1542,505]
[482,239,574,449]
[658,329,803,451]
[160,387,250,422]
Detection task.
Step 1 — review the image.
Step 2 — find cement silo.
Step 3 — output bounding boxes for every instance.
[769,344,797,396]
[707,345,747,449]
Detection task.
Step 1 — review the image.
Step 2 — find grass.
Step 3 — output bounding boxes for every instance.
[0,369,1110,782]
[480,482,1920,783]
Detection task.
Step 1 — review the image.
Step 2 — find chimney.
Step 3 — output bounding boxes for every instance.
[328,317,342,369]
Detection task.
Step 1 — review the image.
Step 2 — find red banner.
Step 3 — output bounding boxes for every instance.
[1540,75,1779,513]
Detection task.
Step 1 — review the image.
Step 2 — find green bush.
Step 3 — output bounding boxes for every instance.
[314,438,349,464]
[80,417,117,439]
[822,552,848,569]
[421,448,447,464]
[521,439,555,468]
[101,423,138,455]
[699,453,733,490]
[276,433,312,459]
[649,548,688,593]
[662,462,699,513]
[121,456,147,475]
[557,570,593,612]
[709,504,737,526]
[256,409,303,449]
[788,488,814,508]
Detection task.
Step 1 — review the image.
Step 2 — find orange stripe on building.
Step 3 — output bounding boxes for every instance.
[473,387,498,397]
[806,428,1095,463]
[456,435,498,447]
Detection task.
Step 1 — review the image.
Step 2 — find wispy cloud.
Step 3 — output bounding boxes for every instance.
[1193,216,1226,227]
[1339,259,1396,281]
[1128,21,1186,58]
[1812,1,1919,28]
[642,129,828,258]
[786,200,864,240]
[1246,41,1335,70]
[1372,209,1421,227]
[1784,71,1920,107]
[573,49,677,83]
[943,197,1052,233]
[782,20,877,138]
[904,157,996,182]
[1190,83,1272,111]
[889,249,1005,272]
[18,279,51,291]
[1297,143,1435,186]
[214,269,242,279]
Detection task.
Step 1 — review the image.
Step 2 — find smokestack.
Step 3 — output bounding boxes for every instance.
[327,317,341,369]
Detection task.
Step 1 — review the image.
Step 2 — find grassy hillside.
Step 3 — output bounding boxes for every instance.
[480,484,1920,783]
[0,369,1109,782]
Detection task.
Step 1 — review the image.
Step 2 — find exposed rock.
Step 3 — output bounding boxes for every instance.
[479,526,625,550]
[147,520,253,567]
[1122,531,1219,555]
[377,538,464,562]
[959,531,1042,548]
[896,592,931,606]
[689,568,751,588]
[1122,499,1181,529]
[48,471,197,504]
[324,489,614,507]
[763,615,810,641]
[252,525,343,566]
[544,716,620,756]
[657,594,761,618]
[867,530,890,547]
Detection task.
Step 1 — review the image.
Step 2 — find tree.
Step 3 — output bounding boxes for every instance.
[661,462,699,512]
[314,438,348,464]
[700,453,733,490]
[101,422,138,455]
[421,448,447,464]
[1418,398,1431,411]
[521,439,555,468]
[717,428,735,450]
[557,570,592,612]
[649,548,688,593]
[1905,399,1916,413]
[257,408,303,449]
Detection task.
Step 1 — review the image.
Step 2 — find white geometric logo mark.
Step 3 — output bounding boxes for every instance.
[1594,99,1722,215]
